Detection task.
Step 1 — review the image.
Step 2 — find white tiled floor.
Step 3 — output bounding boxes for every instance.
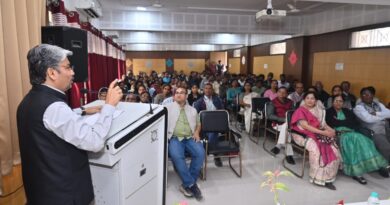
[166,129,390,205]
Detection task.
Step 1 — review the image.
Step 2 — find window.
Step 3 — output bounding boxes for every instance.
[270,42,286,55]
[351,27,390,48]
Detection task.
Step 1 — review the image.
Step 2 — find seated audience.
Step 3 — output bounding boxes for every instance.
[136,84,147,95]
[278,74,290,89]
[128,80,135,93]
[288,79,299,93]
[252,80,266,97]
[118,80,129,94]
[314,81,330,104]
[341,81,357,108]
[211,76,221,96]
[187,84,202,106]
[162,72,171,84]
[257,74,265,84]
[178,70,187,82]
[140,92,151,103]
[263,80,278,100]
[199,75,209,90]
[354,87,390,163]
[148,81,161,98]
[356,86,380,105]
[154,84,172,105]
[265,72,274,88]
[326,95,389,184]
[291,92,340,190]
[125,93,140,103]
[238,75,246,87]
[193,83,224,113]
[193,83,224,167]
[239,82,260,133]
[306,86,317,93]
[166,86,204,201]
[98,87,108,100]
[326,85,352,109]
[188,72,201,88]
[268,87,295,164]
[218,77,229,102]
[162,96,174,105]
[226,79,242,109]
[287,82,304,104]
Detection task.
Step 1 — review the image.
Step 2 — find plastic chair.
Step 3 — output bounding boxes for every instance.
[282,110,308,178]
[200,110,242,180]
[262,101,281,156]
[248,97,270,144]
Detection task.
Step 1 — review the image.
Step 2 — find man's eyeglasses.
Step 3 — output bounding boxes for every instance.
[61,65,74,70]
[175,92,186,95]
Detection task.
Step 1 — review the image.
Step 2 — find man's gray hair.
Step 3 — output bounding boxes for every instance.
[27,44,73,85]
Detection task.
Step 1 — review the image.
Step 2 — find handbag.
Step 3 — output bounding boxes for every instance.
[315,134,335,144]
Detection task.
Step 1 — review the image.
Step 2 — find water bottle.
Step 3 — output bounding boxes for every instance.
[367,192,380,205]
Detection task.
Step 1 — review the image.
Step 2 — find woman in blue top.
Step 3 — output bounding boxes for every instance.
[226,79,242,107]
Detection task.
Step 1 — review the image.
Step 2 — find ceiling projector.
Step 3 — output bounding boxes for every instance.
[255,0,286,22]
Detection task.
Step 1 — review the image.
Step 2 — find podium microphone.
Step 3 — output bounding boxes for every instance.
[149,103,154,115]
[80,88,89,94]
[79,88,89,106]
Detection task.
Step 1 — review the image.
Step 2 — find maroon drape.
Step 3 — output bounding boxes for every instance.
[68,82,83,108]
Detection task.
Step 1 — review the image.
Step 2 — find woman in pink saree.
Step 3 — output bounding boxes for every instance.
[291,91,341,190]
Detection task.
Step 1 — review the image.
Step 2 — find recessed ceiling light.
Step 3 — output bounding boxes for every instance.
[136,7,146,11]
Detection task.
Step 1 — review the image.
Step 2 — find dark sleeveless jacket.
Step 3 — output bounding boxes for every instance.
[17,85,93,205]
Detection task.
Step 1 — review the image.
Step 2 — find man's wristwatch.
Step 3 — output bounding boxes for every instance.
[81,106,86,116]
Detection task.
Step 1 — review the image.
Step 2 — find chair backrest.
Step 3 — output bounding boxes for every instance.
[286,110,295,130]
[200,110,230,133]
[264,101,273,119]
[251,97,270,113]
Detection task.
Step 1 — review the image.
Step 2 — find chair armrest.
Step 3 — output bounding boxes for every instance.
[290,129,308,139]
[230,129,242,139]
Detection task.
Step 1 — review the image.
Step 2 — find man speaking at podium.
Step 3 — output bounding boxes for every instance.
[17,44,123,205]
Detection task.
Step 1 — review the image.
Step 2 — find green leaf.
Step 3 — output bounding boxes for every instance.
[263,171,274,177]
[274,182,289,192]
[279,170,294,177]
[260,181,269,188]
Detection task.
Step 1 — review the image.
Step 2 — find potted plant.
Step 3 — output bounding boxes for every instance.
[261,169,293,205]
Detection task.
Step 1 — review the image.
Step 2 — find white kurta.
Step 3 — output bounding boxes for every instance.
[241,92,259,133]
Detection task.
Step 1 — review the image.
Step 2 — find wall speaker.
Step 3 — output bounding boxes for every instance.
[42,26,88,82]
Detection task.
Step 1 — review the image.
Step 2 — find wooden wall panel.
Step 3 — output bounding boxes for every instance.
[313,48,390,104]
[174,59,205,75]
[210,51,227,65]
[126,51,210,59]
[253,56,284,77]
[126,51,210,73]
[284,37,307,82]
[132,59,166,75]
[0,165,26,205]
[226,47,249,74]
[228,58,240,74]
[240,47,249,74]
[249,44,271,74]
